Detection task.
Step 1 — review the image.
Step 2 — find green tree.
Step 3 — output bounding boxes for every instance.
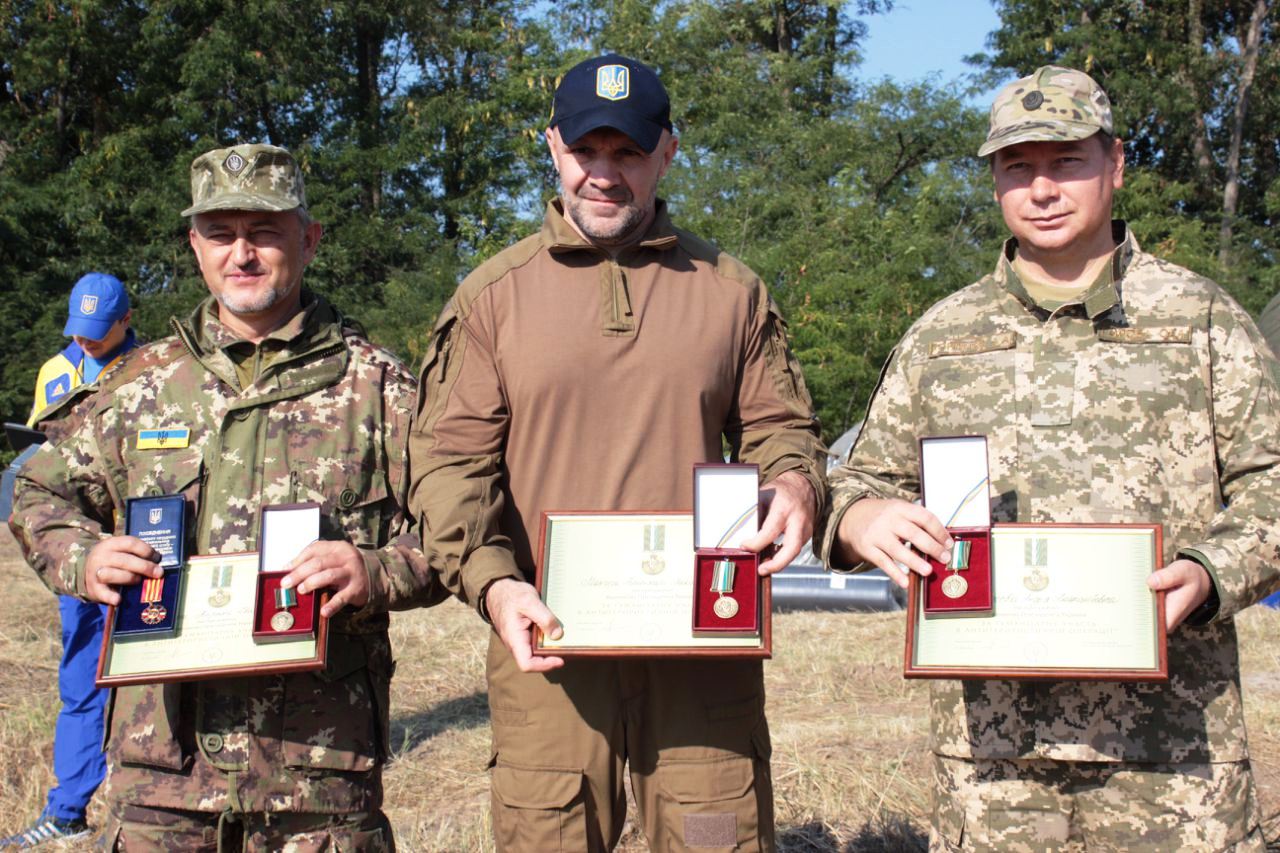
[973,0,1280,312]
[542,1,994,440]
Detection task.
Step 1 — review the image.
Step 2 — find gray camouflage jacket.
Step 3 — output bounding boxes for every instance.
[817,224,1280,762]
[10,293,444,812]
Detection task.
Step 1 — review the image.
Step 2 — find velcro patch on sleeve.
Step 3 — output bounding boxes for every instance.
[1096,326,1193,344]
[136,428,191,450]
[927,331,1017,358]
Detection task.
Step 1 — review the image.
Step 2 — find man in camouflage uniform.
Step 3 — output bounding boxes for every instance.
[818,66,1279,850]
[410,55,824,851]
[10,143,443,851]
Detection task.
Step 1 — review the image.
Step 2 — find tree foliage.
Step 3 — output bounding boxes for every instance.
[5,0,1275,458]
[974,0,1280,312]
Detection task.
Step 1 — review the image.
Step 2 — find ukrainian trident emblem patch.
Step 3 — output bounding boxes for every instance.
[80,295,99,315]
[596,65,629,101]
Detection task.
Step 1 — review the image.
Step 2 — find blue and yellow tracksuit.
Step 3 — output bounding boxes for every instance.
[27,330,137,822]
[27,330,138,427]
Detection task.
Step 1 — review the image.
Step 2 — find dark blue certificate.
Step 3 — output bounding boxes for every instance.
[125,495,186,569]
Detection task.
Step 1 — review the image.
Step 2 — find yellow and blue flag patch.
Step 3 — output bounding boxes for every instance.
[136,428,191,450]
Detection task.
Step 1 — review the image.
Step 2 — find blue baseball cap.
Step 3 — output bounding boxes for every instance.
[64,273,130,340]
[550,54,673,153]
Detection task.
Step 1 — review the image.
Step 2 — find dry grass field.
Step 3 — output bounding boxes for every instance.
[1,527,1278,851]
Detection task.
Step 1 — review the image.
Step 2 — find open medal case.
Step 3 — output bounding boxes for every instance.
[692,463,762,634]
[115,494,188,636]
[919,436,993,615]
[253,503,323,643]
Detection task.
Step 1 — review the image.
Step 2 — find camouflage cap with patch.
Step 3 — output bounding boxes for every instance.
[978,65,1113,157]
[181,143,307,217]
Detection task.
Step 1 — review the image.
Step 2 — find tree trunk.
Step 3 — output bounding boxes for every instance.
[1184,0,1215,185]
[355,13,384,213]
[1218,0,1269,267]
[773,2,792,55]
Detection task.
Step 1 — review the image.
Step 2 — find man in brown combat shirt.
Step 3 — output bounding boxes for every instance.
[11,144,444,851]
[819,66,1280,850]
[410,55,824,851]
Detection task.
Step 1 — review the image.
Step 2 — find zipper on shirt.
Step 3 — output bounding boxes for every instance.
[602,260,635,335]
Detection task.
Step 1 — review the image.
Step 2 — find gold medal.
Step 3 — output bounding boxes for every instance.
[271,611,295,632]
[710,559,739,619]
[713,595,739,619]
[941,574,969,599]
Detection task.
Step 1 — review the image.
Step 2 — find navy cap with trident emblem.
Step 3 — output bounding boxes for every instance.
[550,54,673,153]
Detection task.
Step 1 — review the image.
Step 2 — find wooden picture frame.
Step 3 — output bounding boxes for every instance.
[904,523,1167,681]
[97,552,329,687]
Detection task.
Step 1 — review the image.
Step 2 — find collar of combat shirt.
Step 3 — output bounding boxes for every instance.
[540,197,681,256]
[995,219,1137,319]
[170,290,349,396]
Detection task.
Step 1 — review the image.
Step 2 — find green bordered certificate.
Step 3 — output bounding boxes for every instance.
[97,552,329,686]
[905,523,1167,681]
[533,512,770,657]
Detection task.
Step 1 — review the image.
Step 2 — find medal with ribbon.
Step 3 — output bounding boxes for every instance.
[140,575,168,625]
[941,540,970,599]
[710,559,739,619]
[271,585,297,632]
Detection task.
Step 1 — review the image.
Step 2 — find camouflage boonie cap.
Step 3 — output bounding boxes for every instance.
[181,143,306,217]
[978,65,1113,157]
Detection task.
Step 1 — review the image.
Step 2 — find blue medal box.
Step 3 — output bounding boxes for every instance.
[114,494,187,636]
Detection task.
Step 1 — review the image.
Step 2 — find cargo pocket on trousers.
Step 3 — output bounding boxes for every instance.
[656,753,758,850]
[491,763,589,852]
[329,826,390,853]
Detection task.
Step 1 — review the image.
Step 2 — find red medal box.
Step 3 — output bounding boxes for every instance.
[919,436,993,616]
[692,551,759,632]
[252,571,321,643]
[252,503,324,644]
[691,463,761,634]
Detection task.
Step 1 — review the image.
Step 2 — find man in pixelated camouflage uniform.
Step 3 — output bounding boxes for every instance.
[10,143,444,851]
[818,66,1280,850]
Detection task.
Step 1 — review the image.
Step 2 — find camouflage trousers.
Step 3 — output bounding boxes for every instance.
[104,803,394,852]
[929,754,1266,851]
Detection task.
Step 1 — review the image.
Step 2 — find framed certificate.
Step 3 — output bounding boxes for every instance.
[97,552,329,687]
[905,523,1167,681]
[532,512,771,657]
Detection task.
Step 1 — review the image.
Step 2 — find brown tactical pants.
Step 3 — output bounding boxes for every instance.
[484,633,775,851]
[930,754,1266,851]
[105,803,394,852]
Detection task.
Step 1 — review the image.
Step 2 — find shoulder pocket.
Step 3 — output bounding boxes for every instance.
[419,302,460,392]
[762,300,811,407]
